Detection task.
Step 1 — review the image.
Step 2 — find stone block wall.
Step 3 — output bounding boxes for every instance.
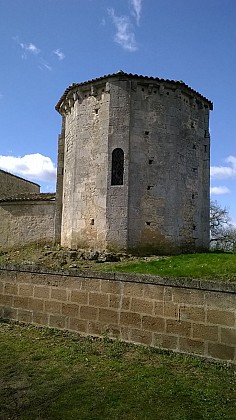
[0,201,55,248]
[0,266,235,364]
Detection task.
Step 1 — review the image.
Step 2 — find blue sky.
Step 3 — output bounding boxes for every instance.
[0,0,236,221]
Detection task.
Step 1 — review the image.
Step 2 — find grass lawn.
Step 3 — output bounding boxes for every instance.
[100,253,236,282]
[0,320,235,419]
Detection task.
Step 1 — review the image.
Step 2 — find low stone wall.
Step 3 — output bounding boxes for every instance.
[0,265,235,364]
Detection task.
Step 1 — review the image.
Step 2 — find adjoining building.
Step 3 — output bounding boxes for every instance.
[55,71,213,253]
[0,170,55,248]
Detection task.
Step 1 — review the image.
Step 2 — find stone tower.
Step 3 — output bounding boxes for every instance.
[55,71,212,253]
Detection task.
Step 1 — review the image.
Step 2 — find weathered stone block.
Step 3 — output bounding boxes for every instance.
[98,308,119,325]
[130,297,154,315]
[101,280,121,294]
[61,303,79,317]
[172,289,205,305]
[34,285,50,299]
[89,292,109,308]
[33,311,49,326]
[80,305,98,321]
[179,337,205,355]
[70,290,88,305]
[49,314,66,329]
[120,311,141,328]
[4,283,18,295]
[18,309,33,323]
[81,279,101,292]
[153,333,178,350]
[13,296,29,309]
[142,315,165,333]
[192,323,218,341]
[28,298,44,312]
[130,328,153,345]
[179,306,205,323]
[69,317,88,333]
[44,300,61,314]
[207,343,235,361]
[143,284,164,301]
[207,309,235,327]
[221,328,236,346]
[51,288,68,301]
[109,294,130,310]
[166,319,191,338]
[18,284,34,297]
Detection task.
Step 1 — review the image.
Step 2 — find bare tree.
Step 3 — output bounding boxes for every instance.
[210,200,236,251]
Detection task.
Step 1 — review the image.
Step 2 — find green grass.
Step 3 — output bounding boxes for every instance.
[100,253,236,282]
[0,320,236,419]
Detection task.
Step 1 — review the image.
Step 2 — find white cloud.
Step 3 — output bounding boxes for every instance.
[0,154,57,182]
[108,8,138,52]
[130,0,142,25]
[38,61,52,72]
[210,186,231,195]
[210,155,236,179]
[19,42,40,59]
[53,49,65,61]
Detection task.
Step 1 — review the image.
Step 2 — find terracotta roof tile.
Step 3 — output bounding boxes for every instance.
[0,193,56,203]
[55,70,213,112]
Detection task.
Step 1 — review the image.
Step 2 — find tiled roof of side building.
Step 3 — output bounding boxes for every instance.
[55,70,213,112]
[0,193,56,203]
[0,169,40,187]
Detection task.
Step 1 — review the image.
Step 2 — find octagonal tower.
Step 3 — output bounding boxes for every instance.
[55,71,213,253]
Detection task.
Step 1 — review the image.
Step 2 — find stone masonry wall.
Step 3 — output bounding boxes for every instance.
[60,83,110,250]
[0,266,235,364]
[0,201,55,248]
[0,170,40,198]
[128,81,210,252]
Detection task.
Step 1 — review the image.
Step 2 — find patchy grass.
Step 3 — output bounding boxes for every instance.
[0,244,236,282]
[100,253,236,282]
[0,320,236,419]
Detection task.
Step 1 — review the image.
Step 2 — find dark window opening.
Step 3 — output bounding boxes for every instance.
[149,159,153,164]
[90,219,94,225]
[192,193,195,199]
[111,148,124,185]
[193,224,196,230]
[146,221,151,226]
[147,185,154,190]
[142,88,145,92]
[145,131,149,136]
[192,144,196,149]
[95,109,98,114]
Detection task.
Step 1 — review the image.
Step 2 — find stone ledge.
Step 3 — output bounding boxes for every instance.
[0,264,235,294]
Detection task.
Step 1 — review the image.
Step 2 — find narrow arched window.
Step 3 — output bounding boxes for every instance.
[111,148,124,185]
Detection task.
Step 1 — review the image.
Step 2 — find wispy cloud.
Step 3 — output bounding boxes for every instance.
[20,42,40,56]
[130,0,142,25]
[0,153,57,182]
[210,186,231,195]
[13,36,65,71]
[108,8,138,52]
[53,49,65,61]
[38,61,52,72]
[210,155,236,179]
